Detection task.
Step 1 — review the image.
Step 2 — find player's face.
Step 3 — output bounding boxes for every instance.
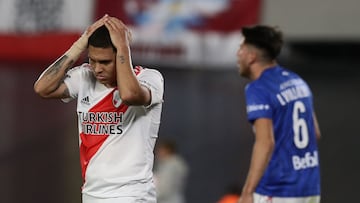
[236,41,251,78]
[88,46,117,87]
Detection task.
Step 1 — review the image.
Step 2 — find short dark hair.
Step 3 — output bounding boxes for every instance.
[88,25,116,51]
[242,25,283,60]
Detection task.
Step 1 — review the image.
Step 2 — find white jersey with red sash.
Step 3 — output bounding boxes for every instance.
[63,64,164,199]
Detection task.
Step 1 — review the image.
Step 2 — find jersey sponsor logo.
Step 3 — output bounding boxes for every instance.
[79,111,124,135]
[82,122,123,135]
[81,96,90,105]
[292,150,319,170]
[247,104,270,113]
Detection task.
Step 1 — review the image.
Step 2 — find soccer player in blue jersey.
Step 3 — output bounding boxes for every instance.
[236,25,321,203]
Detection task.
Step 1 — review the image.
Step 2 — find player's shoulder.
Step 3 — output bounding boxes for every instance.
[246,71,277,95]
[275,65,303,79]
[134,65,163,79]
[245,82,268,96]
[67,63,93,78]
[67,63,92,74]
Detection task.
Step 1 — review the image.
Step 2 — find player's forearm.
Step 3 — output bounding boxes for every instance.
[34,54,74,97]
[34,37,86,97]
[116,45,148,105]
[242,137,274,195]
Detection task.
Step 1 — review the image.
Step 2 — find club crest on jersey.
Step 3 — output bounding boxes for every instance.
[112,90,121,108]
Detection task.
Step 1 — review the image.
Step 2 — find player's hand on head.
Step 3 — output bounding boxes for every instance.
[104,15,132,49]
[85,14,108,38]
[72,14,107,52]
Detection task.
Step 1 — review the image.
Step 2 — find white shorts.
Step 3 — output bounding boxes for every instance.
[82,193,156,203]
[254,193,320,203]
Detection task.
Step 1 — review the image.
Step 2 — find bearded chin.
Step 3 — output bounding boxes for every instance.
[239,66,250,78]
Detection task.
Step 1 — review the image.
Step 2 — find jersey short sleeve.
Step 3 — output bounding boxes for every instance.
[245,85,273,122]
[62,64,93,103]
[138,69,164,108]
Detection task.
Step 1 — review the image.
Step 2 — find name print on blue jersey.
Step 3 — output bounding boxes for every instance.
[276,79,311,106]
[78,111,124,135]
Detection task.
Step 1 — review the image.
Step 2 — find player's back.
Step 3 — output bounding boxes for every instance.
[246,66,321,197]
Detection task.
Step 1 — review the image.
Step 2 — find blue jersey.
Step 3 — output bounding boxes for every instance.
[245,66,320,197]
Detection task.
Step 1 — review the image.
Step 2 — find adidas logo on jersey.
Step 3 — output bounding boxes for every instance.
[81,96,90,105]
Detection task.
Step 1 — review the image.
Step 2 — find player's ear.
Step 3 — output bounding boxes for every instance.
[247,49,257,64]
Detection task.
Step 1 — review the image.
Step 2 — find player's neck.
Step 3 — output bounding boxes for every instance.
[251,61,277,80]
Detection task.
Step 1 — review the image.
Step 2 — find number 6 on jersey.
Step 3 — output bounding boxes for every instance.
[293,101,309,149]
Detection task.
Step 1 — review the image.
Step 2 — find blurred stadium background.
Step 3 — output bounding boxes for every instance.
[0,0,359,202]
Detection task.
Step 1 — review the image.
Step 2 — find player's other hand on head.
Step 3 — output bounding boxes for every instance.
[103,15,132,48]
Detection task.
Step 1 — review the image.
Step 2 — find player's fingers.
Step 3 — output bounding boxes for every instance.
[104,16,117,31]
[91,19,104,30]
[111,17,132,42]
[104,16,132,43]
[107,16,128,31]
[109,16,126,27]
[93,15,108,28]
[86,15,107,35]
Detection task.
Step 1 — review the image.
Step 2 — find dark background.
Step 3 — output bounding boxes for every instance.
[0,43,359,203]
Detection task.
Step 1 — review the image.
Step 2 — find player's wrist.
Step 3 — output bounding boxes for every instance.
[115,43,130,55]
[75,34,88,49]
[66,36,88,58]
[241,183,256,195]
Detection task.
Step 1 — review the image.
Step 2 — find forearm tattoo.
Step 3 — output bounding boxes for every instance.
[46,55,69,76]
[45,55,75,78]
[42,55,74,95]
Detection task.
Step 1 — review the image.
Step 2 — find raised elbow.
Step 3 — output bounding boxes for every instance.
[120,90,148,106]
[33,82,50,98]
[34,82,43,96]
[120,92,141,105]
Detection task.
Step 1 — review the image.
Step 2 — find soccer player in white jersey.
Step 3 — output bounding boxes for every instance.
[236,25,321,203]
[34,15,164,203]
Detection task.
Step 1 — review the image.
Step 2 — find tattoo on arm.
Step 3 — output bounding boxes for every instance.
[41,54,74,96]
[118,55,126,64]
[45,55,68,76]
[45,55,74,77]
[61,87,70,98]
